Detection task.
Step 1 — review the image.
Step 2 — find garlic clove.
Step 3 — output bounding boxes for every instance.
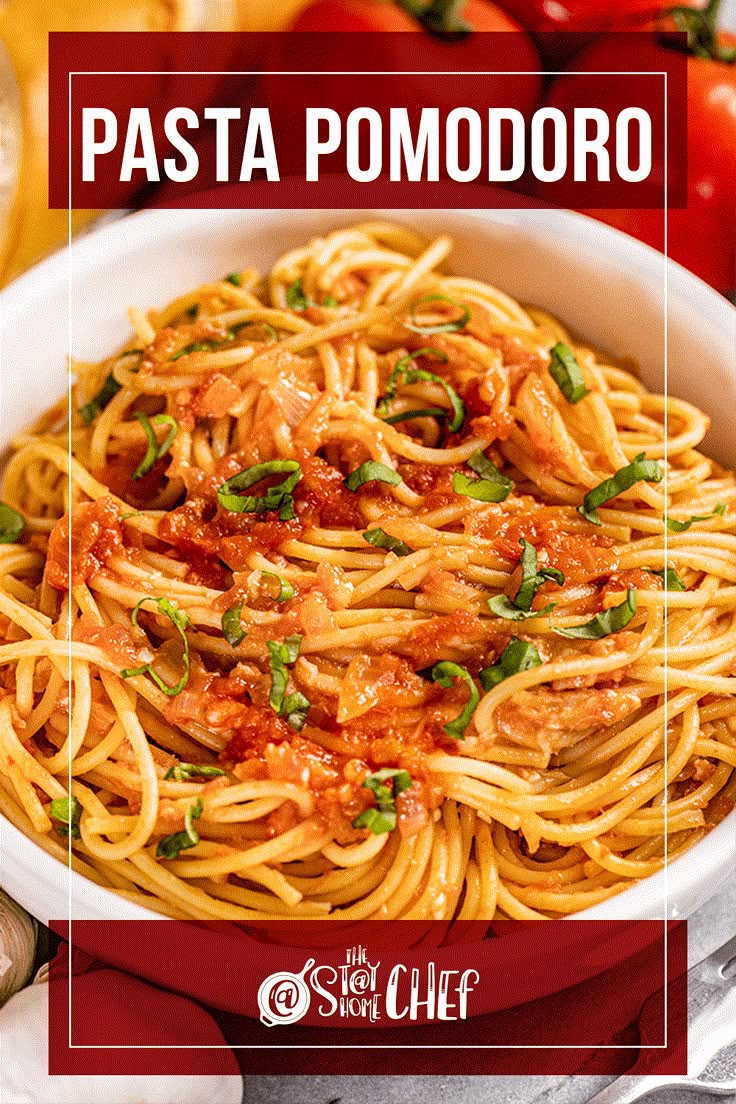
[0,889,36,1008]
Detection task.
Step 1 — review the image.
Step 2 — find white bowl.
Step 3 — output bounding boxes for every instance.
[0,206,734,924]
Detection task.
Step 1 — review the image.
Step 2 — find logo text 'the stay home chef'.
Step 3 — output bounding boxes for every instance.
[257,945,479,1027]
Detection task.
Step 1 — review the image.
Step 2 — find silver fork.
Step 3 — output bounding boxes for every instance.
[531,931,736,1104]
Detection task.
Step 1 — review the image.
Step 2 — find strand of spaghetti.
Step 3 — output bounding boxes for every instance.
[39,660,91,774]
[78,671,159,861]
[204,780,315,819]
[163,819,331,878]
[473,607,663,731]
[322,834,389,868]
[0,699,66,801]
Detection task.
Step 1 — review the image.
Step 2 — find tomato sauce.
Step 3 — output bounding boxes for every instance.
[46,496,124,590]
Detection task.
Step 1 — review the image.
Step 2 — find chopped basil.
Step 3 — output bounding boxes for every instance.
[648,567,687,591]
[404,294,470,336]
[217,460,302,520]
[78,373,122,425]
[267,635,310,730]
[0,503,25,544]
[225,272,243,286]
[344,461,402,492]
[119,511,142,522]
[186,303,199,320]
[488,538,563,620]
[238,321,279,343]
[131,412,178,480]
[221,602,245,647]
[548,343,590,404]
[352,768,413,835]
[362,528,414,557]
[171,340,215,361]
[261,572,295,602]
[665,504,726,532]
[383,406,448,425]
[121,596,191,696]
[480,637,542,691]
[378,349,446,411]
[377,348,465,433]
[323,294,338,308]
[552,587,637,640]
[579,453,663,526]
[286,278,309,310]
[426,661,480,740]
[453,449,514,503]
[156,798,203,859]
[50,796,81,840]
[489,595,557,621]
[281,692,311,732]
[170,322,251,362]
[164,763,226,781]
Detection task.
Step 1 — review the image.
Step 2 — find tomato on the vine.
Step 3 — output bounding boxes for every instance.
[495,0,697,32]
[290,0,528,34]
[546,0,736,294]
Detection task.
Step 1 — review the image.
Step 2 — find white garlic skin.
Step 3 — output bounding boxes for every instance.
[0,889,36,1008]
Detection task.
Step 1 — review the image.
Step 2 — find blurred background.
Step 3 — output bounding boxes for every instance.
[0,0,733,294]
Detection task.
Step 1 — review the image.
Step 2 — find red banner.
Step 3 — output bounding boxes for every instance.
[48,919,688,1076]
[48,31,687,211]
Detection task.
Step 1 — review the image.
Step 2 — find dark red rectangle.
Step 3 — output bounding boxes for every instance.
[48,919,688,1076]
[48,31,687,211]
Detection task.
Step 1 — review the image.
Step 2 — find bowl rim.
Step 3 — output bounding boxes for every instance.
[0,203,734,925]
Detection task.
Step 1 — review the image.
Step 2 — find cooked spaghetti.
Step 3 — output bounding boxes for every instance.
[1,221,735,921]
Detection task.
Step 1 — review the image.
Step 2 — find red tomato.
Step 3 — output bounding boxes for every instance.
[290,0,527,33]
[545,18,736,294]
[264,0,541,180]
[494,0,701,68]
[495,0,683,32]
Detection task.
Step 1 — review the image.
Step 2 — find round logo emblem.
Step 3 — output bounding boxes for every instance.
[257,958,316,1026]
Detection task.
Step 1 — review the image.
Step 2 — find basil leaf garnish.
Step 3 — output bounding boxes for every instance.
[426,661,480,740]
[362,528,414,557]
[488,538,563,620]
[221,602,245,647]
[453,449,513,503]
[286,278,309,310]
[0,503,25,544]
[170,322,251,362]
[156,798,203,859]
[552,588,637,639]
[404,294,470,336]
[323,294,338,308]
[50,796,81,840]
[281,691,311,732]
[382,406,448,426]
[488,595,557,621]
[164,763,226,781]
[377,348,465,433]
[121,597,191,696]
[132,412,178,480]
[352,768,413,835]
[225,272,243,286]
[579,453,663,526]
[480,637,543,691]
[217,460,302,518]
[548,343,590,404]
[79,372,122,424]
[665,504,726,532]
[267,635,310,730]
[344,461,402,492]
[261,572,295,602]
